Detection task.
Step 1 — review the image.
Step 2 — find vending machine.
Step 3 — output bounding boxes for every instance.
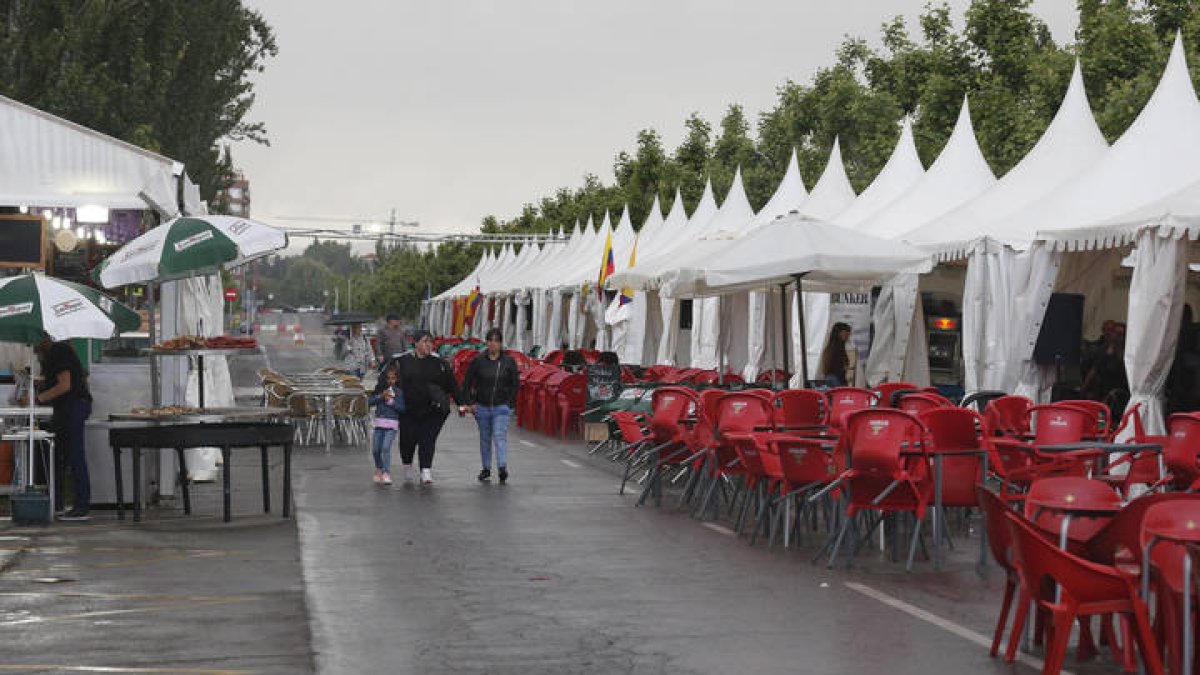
[926,315,962,386]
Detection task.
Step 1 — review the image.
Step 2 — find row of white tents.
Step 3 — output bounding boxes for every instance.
[428,35,1200,433]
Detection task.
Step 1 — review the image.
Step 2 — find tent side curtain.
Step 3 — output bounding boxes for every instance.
[0,93,180,211]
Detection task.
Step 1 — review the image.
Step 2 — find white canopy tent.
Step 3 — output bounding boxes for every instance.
[855,98,997,386]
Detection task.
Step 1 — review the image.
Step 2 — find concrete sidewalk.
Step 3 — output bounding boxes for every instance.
[0,445,314,674]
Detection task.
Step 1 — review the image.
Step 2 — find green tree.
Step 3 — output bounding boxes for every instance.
[0,0,277,202]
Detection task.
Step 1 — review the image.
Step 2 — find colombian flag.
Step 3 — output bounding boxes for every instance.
[618,234,638,306]
[597,231,615,299]
[464,282,482,325]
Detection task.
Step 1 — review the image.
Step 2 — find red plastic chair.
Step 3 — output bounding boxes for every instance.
[897,392,953,416]
[518,366,556,428]
[1140,501,1200,675]
[538,370,572,435]
[1003,510,1163,675]
[767,434,840,547]
[555,373,588,439]
[977,485,1022,658]
[772,389,827,432]
[824,408,932,570]
[989,404,1101,492]
[983,395,1033,438]
[1164,412,1200,491]
[640,365,674,382]
[1056,399,1112,439]
[826,387,877,432]
[541,349,564,365]
[872,381,919,408]
[694,392,774,519]
[918,407,986,509]
[756,369,791,385]
[628,386,702,505]
[687,369,720,385]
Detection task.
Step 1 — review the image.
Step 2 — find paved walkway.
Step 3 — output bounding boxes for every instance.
[297,415,1058,675]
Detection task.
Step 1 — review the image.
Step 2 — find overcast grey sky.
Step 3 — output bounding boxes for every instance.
[237,1,1076,242]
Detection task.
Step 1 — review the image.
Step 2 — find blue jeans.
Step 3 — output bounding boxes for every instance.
[475,404,511,470]
[372,427,396,472]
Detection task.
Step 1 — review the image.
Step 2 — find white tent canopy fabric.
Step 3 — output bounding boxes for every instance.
[833,119,925,228]
[0,93,181,211]
[1028,37,1200,252]
[798,139,856,220]
[905,62,1108,258]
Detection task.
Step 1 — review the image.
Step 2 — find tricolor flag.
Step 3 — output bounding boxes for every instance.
[464,279,482,325]
[597,231,615,299]
[618,234,638,306]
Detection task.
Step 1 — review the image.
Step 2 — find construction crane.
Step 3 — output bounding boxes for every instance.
[271,209,567,245]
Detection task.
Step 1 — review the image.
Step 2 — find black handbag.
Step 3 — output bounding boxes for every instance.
[426,382,450,415]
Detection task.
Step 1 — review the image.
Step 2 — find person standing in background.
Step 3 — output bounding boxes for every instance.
[460,328,520,483]
[395,330,462,485]
[375,314,406,367]
[818,322,853,387]
[342,323,372,378]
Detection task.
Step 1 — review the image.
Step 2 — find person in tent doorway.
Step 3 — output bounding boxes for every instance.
[368,364,405,485]
[30,333,93,520]
[818,322,854,388]
[395,330,462,484]
[460,328,520,484]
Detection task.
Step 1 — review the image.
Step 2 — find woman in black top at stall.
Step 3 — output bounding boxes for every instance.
[31,333,93,520]
[394,330,462,485]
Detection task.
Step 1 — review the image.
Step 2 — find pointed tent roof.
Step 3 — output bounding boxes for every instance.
[798,139,857,220]
[748,149,808,228]
[1029,35,1200,250]
[638,194,665,243]
[834,119,925,228]
[905,62,1108,258]
[858,98,997,239]
[660,168,762,295]
[608,179,720,290]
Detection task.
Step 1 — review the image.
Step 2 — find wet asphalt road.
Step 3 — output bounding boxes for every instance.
[0,318,1110,673]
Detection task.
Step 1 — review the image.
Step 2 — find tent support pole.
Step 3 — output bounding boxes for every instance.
[149,282,160,407]
[777,284,788,386]
[794,274,809,388]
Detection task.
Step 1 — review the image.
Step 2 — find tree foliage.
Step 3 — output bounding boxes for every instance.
[0,0,277,201]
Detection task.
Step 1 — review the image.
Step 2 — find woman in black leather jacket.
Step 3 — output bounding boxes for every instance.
[460,328,520,483]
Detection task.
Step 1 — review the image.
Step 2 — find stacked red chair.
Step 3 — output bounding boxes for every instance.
[826,387,877,432]
[625,386,701,506]
[822,408,933,571]
[554,373,588,439]
[772,389,828,432]
[872,381,919,408]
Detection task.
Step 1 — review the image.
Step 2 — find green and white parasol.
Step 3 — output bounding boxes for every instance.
[0,273,140,343]
[95,215,288,288]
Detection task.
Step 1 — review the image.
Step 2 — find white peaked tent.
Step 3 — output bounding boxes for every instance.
[857,98,997,386]
[743,150,809,380]
[785,119,929,386]
[781,139,859,383]
[798,138,857,220]
[606,196,664,364]
[834,119,925,228]
[1000,35,1200,432]
[677,170,757,370]
[659,181,718,364]
[697,213,933,379]
[905,62,1110,394]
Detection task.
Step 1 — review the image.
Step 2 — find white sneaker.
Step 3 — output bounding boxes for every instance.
[420,468,433,484]
[373,469,382,484]
[403,465,414,483]
[381,471,393,485]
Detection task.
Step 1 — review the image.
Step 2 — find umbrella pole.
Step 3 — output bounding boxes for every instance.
[777,283,788,386]
[149,282,160,407]
[793,274,809,388]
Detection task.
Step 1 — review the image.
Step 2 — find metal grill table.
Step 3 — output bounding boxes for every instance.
[109,422,293,523]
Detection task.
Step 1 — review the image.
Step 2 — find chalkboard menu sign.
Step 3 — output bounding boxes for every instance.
[585,363,622,404]
[0,215,46,269]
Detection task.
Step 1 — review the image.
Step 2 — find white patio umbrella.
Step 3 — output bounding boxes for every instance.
[693,213,932,380]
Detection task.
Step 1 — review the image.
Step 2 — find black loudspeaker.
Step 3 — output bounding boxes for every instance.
[1033,293,1084,366]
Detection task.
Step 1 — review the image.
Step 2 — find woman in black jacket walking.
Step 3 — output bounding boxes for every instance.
[395,330,462,485]
[460,328,520,483]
